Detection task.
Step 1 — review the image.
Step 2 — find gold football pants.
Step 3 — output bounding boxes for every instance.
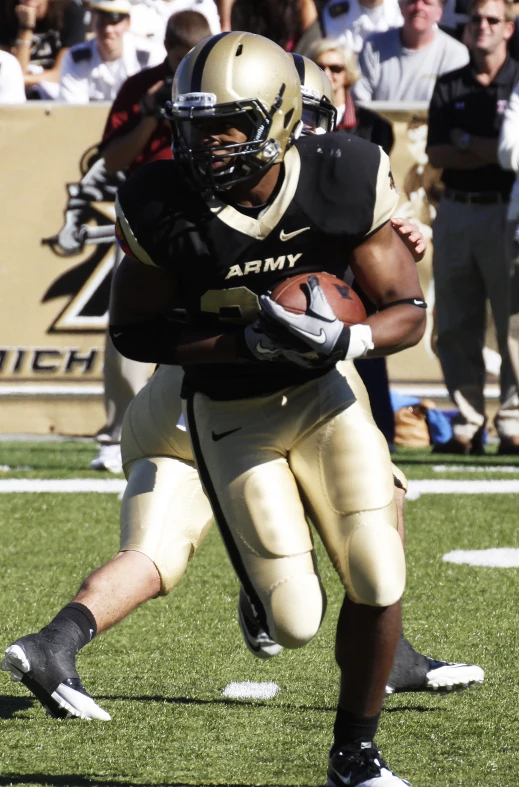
[120,363,405,643]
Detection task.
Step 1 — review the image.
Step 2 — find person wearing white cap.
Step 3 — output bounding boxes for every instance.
[58,0,164,102]
[129,0,221,48]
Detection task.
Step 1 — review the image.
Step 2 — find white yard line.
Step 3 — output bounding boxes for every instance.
[0,478,518,500]
[443,548,519,568]
[432,465,519,473]
[221,681,280,700]
[0,479,126,493]
[406,479,519,500]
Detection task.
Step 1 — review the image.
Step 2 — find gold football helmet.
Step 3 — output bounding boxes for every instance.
[290,54,336,136]
[170,32,302,192]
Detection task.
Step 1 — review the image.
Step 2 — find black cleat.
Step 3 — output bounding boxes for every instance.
[237,588,283,659]
[2,633,110,720]
[386,636,484,696]
[327,741,411,786]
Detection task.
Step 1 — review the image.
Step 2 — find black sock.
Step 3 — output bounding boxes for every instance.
[387,631,429,690]
[332,706,381,753]
[39,602,97,653]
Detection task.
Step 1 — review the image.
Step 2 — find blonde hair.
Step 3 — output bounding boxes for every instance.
[307,37,361,90]
[468,0,516,22]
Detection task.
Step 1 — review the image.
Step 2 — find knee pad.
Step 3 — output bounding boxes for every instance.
[346,507,406,607]
[266,571,325,649]
[120,456,213,595]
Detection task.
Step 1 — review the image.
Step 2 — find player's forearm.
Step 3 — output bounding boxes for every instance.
[426,144,487,170]
[13,29,33,72]
[103,118,159,175]
[109,318,245,365]
[465,136,499,164]
[364,304,426,357]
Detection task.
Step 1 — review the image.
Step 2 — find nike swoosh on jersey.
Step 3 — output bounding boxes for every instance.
[294,327,327,345]
[279,227,310,241]
[211,427,242,442]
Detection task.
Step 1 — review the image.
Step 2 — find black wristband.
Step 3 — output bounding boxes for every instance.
[379,297,427,311]
[332,325,351,359]
[20,26,35,31]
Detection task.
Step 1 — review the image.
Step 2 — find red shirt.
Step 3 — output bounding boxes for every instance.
[101,59,173,176]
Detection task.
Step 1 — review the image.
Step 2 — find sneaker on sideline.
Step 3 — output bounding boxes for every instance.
[89,443,123,473]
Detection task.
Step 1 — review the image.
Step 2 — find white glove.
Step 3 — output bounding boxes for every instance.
[260,275,374,362]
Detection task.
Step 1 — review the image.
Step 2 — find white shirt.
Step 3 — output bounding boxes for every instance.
[353,27,469,102]
[0,51,26,104]
[58,34,164,103]
[130,0,221,48]
[498,80,519,220]
[322,0,403,54]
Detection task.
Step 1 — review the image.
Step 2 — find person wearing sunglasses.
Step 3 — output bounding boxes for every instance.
[308,37,394,149]
[353,0,469,102]
[427,0,519,455]
[58,0,163,103]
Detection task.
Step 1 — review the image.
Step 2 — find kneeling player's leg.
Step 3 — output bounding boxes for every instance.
[120,455,213,595]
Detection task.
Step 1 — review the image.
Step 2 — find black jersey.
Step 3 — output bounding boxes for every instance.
[115,133,398,399]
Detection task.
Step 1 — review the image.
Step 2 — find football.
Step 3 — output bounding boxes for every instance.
[270,272,367,326]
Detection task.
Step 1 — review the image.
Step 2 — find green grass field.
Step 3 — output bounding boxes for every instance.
[0,442,518,787]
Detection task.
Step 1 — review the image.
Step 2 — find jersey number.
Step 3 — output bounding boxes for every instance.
[200,287,260,324]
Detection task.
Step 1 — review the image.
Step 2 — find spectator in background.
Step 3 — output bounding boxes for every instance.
[0,50,27,103]
[89,9,211,473]
[498,80,519,405]
[230,0,319,51]
[427,0,519,455]
[129,0,220,48]
[321,0,403,53]
[308,37,394,149]
[58,0,163,102]
[0,0,87,99]
[353,0,469,102]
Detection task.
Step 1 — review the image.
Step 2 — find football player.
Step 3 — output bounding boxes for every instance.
[2,48,481,753]
[108,33,423,787]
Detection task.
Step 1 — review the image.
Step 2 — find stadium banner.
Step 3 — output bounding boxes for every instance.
[0,103,496,435]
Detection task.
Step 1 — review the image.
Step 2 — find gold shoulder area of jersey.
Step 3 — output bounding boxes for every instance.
[225,254,302,280]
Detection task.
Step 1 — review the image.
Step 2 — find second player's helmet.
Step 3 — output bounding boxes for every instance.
[170,32,303,192]
[290,54,337,136]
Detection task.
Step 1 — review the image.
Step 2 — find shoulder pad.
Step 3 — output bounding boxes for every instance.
[294,133,398,237]
[71,45,92,64]
[136,49,150,68]
[116,161,207,268]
